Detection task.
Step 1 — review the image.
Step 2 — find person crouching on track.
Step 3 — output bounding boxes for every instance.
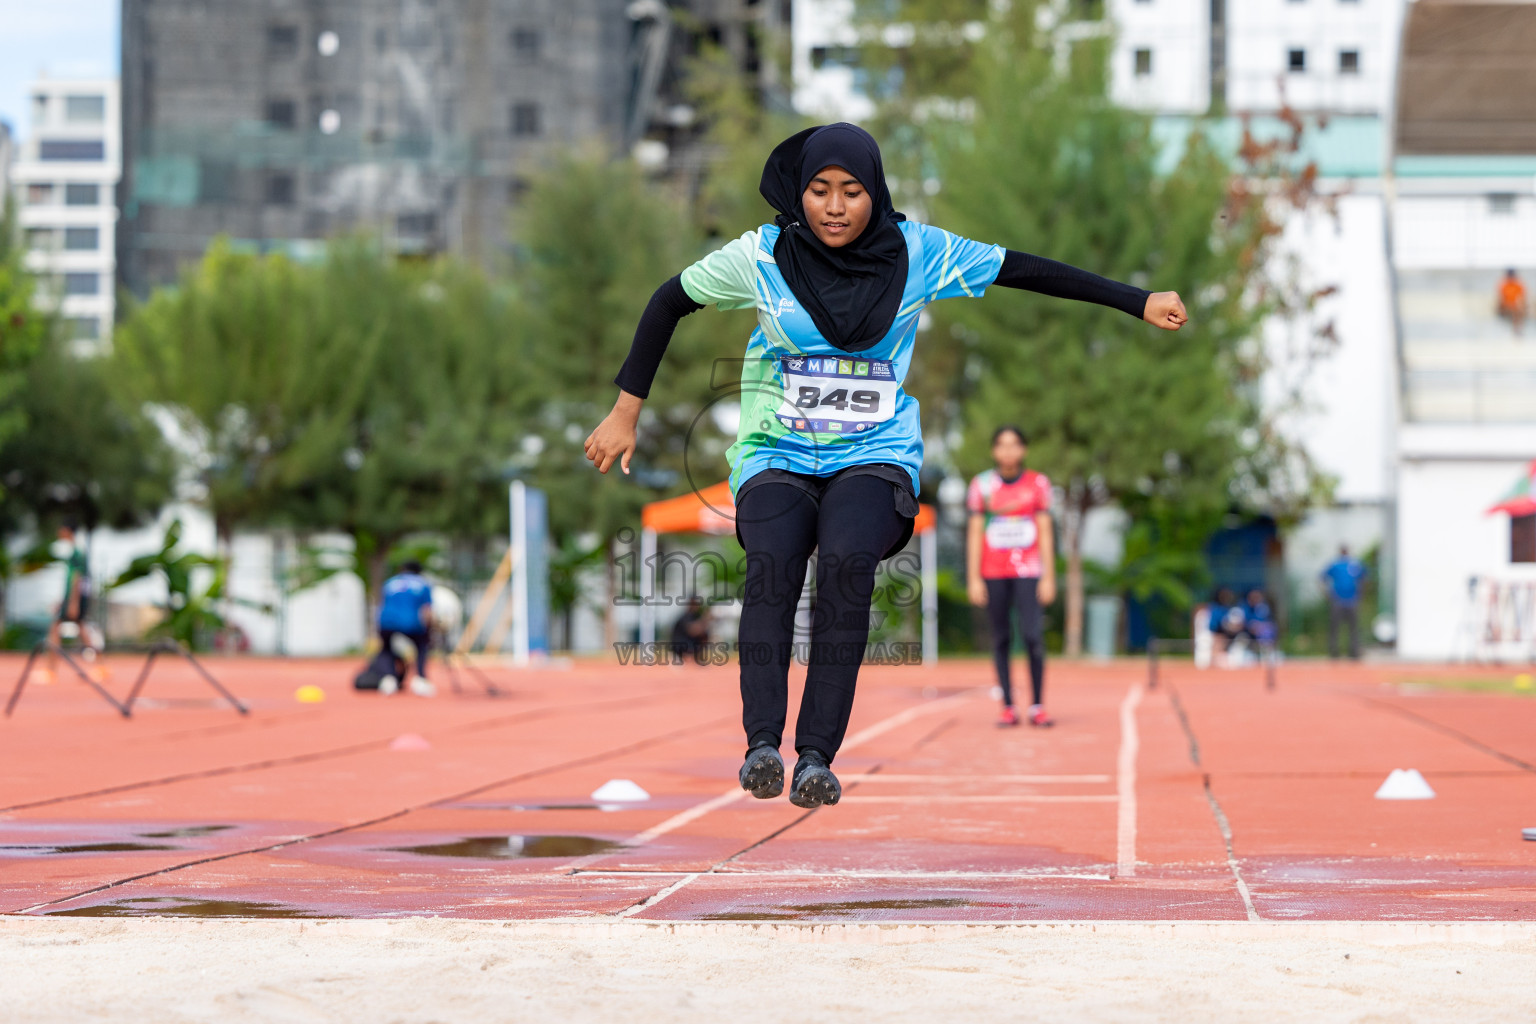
[584,122,1187,808]
[967,426,1056,728]
[377,560,435,697]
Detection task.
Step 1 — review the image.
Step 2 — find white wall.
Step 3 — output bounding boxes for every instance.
[1267,192,1396,504]
[6,504,369,656]
[1107,0,1208,114]
[1395,425,1536,660]
[1393,189,1536,272]
[1226,0,1403,114]
[791,0,875,121]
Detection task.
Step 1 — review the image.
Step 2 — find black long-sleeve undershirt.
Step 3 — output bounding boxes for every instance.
[611,252,1151,399]
[994,249,1151,320]
[613,275,703,400]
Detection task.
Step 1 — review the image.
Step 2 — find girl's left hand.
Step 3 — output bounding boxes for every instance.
[1038,577,1057,605]
[1143,291,1188,330]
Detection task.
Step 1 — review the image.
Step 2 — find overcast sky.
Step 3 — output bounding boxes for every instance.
[0,0,119,140]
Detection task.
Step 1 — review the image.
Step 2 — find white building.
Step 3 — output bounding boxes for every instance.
[1388,1,1536,661]
[10,78,120,351]
[0,120,15,211]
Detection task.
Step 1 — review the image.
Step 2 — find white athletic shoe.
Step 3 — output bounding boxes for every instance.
[409,678,437,697]
[378,675,399,695]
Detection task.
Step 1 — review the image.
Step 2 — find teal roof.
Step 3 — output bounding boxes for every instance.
[1152,114,1385,179]
[1393,154,1536,177]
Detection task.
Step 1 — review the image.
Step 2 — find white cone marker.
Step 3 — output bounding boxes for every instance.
[591,779,651,802]
[1374,768,1435,800]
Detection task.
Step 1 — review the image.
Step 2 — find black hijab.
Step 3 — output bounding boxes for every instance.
[758,123,909,353]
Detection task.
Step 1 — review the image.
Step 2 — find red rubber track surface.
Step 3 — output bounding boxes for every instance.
[1,654,1532,922]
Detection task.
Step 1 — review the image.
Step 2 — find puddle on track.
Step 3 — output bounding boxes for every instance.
[383,835,624,859]
[699,898,1019,920]
[137,825,236,839]
[0,842,179,856]
[47,898,327,919]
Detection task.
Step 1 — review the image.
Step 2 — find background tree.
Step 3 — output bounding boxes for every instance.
[862,0,1330,652]
[0,199,50,454]
[113,240,531,623]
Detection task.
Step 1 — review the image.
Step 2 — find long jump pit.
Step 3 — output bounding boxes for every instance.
[3,653,1534,1021]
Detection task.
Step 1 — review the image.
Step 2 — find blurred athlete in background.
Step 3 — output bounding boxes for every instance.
[968,426,1056,728]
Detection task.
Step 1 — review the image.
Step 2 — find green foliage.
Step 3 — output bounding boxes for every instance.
[112,239,530,604]
[0,198,52,467]
[517,155,735,545]
[0,333,176,534]
[854,0,1332,646]
[109,519,250,648]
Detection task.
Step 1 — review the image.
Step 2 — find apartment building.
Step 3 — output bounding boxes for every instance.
[10,78,121,351]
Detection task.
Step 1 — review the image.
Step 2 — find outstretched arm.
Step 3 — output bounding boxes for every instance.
[586,276,705,475]
[996,250,1187,330]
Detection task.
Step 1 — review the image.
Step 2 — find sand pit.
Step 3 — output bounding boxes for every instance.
[4,917,1535,1023]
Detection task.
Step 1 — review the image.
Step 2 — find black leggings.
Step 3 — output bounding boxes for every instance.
[985,577,1044,708]
[736,475,909,763]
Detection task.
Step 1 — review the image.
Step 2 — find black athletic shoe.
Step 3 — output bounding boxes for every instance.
[789,748,841,808]
[738,743,784,799]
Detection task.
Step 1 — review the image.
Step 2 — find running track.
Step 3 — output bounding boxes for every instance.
[2,654,1533,922]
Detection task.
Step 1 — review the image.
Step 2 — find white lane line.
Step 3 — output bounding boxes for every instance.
[628,789,745,846]
[1116,681,1145,878]
[615,872,701,918]
[838,774,1112,784]
[610,689,985,851]
[839,794,1118,804]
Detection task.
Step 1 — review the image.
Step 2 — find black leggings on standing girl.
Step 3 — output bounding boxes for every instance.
[985,577,1045,708]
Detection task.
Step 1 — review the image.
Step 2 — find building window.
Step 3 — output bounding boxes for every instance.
[508,178,532,204]
[511,103,540,136]
[39,140,106,161]
[1513,515,1536,563]
[1339,49,1360,74]
[24,227,55,251]
[63,272,99,296]
[64,183,100,206]
[1287,48,1307,73]
[26,183,54,205]
[1134,48,1153,76]
[65,317,99,341]
[268,24,299,58]
[811,46,861,70]
[266,172,296,205]
[64,95,106,123]
[64,227,99,251]
[397,212,437,237]
[266,99,297,130]
[1489,193,1517,215]
[511,27,541,59]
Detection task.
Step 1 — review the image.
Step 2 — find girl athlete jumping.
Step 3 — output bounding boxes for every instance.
[967,426,1055,728]
[586,123,1186,808]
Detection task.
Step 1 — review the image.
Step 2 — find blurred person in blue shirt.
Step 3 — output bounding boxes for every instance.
[1243,589,1276,645]
[1321,546,1367,660]
[1209,587,1247,651]
[378,560,435,696]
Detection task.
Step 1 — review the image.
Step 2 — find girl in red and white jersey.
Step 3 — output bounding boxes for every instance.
[966,426,1057,727]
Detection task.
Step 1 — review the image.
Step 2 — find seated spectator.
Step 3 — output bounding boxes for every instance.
[1243,588,1277,645]
[1209,587,1247,652]
[670,596,712,665]
[1497,269,1527,337]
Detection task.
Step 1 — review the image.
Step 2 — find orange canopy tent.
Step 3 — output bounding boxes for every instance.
[638,482,939,664]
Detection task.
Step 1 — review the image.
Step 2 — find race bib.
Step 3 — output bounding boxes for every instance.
[985,515,1037,551]
[776,356,899,436]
